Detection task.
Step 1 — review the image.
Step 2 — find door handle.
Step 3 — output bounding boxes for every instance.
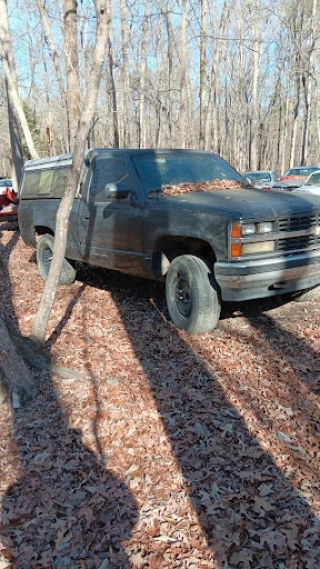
[83,215,90,220]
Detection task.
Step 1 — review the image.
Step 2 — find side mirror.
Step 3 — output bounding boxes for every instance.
[104,182,130,200]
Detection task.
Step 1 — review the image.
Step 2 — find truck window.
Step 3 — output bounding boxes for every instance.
[51,167,70,197]
[90,158,131,201]
[21,171,41,196]
[38,169,54,195]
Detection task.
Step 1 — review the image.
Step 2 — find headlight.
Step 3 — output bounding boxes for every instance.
[258,222,272,233]
[230,221,276,258]
[242,223,256,235]
[231,221,274,237]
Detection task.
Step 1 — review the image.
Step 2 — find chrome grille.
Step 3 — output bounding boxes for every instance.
[278,235,320,252]
[277,213,320,253]
[279,215,320,232]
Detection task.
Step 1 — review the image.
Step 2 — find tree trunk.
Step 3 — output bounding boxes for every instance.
[0,314,43,407]
[0,0,39,160]
[120,0,130,147]
[199,0,208,150]
[179,0,187,148]
[36,0,69,139]
[290,73,301,168]
[32,0,110,344]
[5,78,23,189]
[205,0,230,152]
[250,0,262,171]
[63,0,81,152]
[139,0,149,148]
[300,0,318,165]
[108,37,120,148]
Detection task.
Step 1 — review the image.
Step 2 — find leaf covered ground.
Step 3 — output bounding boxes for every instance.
[0,226,320,569]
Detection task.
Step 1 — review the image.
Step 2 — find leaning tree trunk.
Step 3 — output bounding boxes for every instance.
[32,0,110,344]
[0,314,44,407]
[63,0,81,152]
[0,0,39,160]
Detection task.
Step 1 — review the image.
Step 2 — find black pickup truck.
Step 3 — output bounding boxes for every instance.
[19,149,320,334]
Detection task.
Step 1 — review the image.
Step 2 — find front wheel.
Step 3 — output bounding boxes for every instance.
[37,234,76,285]
[291,285,320,302]
[165,255,221,334]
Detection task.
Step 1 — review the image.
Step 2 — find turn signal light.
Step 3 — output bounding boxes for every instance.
[231,243,242,257]
[231,224,241,238]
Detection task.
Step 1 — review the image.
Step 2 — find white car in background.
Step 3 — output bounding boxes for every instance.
[0,178,13,195]
[292,171,320,196]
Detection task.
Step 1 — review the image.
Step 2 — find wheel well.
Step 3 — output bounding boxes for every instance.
[34,226,54,239]
[153,236,216,277]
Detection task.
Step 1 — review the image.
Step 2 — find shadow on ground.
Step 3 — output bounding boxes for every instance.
[0,234,138,568]
[65,265,320,567]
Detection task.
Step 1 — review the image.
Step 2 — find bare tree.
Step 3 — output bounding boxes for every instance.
[63,0,81,151]
[199,0,208,149]
[250,0,263,171]
[0,0,39,164]
[120,0,130,147]
[31,0,110,344]
[179,0,187,148]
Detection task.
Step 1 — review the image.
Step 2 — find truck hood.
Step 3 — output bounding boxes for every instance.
[160,188,320,219]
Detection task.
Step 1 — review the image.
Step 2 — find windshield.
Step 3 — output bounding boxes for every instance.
[245,172,271,182]
[306,173,320,186]
[284,167,319,178]
[0,179,12,187]
[131,153,245,194]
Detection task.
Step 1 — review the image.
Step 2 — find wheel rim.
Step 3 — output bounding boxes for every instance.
[175,274,192,317]
[42,246,52,276]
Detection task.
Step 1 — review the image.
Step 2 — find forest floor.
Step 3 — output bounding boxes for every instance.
[0,225,320,569]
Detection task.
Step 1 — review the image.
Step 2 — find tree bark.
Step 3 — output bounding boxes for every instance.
[0,0,39,160]
[63,0,81,152]
[139,0,149,149]
[108,38,120,148]
[179,0,187,148]
[199,0,208,150]
[5,78,23,189]
[36,0,69,139]
[32,0,110,344]
[120,0,130,147]
[0,314,43,407]
[205,0,230,152]
[250,0,262,171]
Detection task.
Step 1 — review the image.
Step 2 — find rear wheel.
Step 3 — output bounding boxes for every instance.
[165,255,221,334]
[291,285,320,302]
[37,234,76,285]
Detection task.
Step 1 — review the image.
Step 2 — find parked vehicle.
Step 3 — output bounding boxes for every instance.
[280,166,320,184]
[0,180,19,223]
[0,179,13,194]
[292,171,320,196]
[18,149,320,334]
[243,170,280,190]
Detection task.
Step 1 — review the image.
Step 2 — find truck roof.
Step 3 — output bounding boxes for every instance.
[23,148,220,171]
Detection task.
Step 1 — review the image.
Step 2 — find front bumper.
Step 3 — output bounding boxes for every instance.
[215,249,320,301]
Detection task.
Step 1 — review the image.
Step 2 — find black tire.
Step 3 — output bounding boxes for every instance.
[291,285,320,302]
[165,255,221,334]
[37,234,76,285]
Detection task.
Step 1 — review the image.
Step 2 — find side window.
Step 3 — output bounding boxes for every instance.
[38,169,54,195]
[21,171,41,197]
[90,158,131,202]
[51,167,70,197]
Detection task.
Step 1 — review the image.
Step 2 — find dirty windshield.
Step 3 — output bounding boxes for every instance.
[131,153,245,195]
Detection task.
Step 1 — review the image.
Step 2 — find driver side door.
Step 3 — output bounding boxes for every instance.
[78,156,145,275]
